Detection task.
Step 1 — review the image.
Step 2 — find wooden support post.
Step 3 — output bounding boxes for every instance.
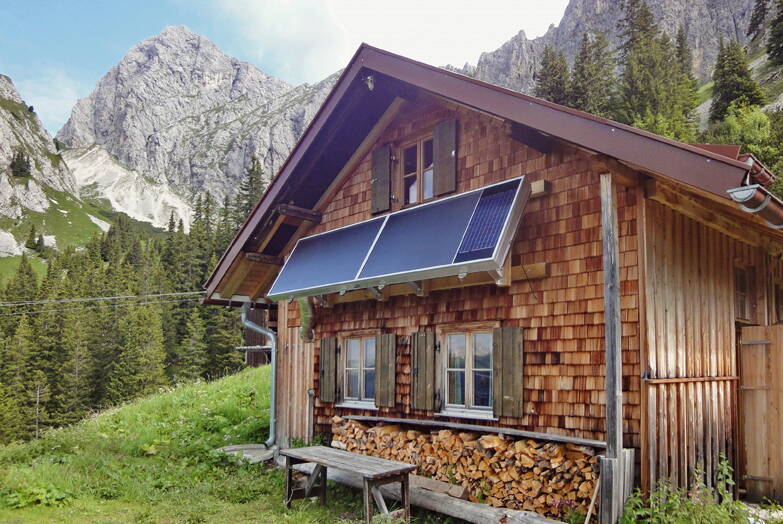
[245,252,284,265]
[276,203,323,223]
[600,172,624,524]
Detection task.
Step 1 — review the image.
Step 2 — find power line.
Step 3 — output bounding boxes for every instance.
[0,291,205,308]
[0,297,203,317]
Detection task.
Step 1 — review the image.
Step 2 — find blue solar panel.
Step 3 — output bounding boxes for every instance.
[268,217,384,297]
[266,176,527,300]
[454,178,520,263]
[358,190,481,279]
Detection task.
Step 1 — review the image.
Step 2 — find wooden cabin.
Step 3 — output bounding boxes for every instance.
[205,45,783,510]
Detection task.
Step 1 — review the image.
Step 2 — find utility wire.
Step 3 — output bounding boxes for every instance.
[0,291,205,308]
[0,297,203,317]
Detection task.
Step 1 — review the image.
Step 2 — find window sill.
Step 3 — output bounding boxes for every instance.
[437,409,497,421]
[335,401,378,411]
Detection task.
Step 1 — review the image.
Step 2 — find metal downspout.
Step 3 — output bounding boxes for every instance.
[241,303,277,448]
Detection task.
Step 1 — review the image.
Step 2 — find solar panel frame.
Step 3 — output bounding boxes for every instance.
[266,175,530,301]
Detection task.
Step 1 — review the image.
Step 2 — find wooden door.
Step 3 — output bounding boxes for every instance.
[739,326,783,502]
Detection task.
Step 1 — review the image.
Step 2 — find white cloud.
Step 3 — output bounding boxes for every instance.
[207,0,569,84]
[15,68,86,134]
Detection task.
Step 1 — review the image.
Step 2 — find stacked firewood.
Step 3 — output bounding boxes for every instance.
[331,417,599,519]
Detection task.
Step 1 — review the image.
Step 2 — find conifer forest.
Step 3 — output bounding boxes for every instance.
[0,160,267,443]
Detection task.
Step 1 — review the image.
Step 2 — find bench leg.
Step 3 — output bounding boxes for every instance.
[363,478,372,524]
[284,456,293,509]
[319,465,327,506]
[401,474,410,522]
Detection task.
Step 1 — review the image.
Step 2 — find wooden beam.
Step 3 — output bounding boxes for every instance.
[600,172,623,459]
[599,172,623,523]
[219,259,253,299]
[275,203,322,223]
[328,263,548,304]
[245,252,284,265]
[598,155,641,187]
[509,122,553,154]
[345,415,605,448]
[645,179,762,247]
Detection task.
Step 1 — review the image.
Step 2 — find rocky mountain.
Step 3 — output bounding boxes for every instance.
[57,26,338,208]
[0,74,107,256]
[454,0,754,93]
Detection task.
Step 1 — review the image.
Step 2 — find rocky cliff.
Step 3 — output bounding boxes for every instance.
[57,26,337,204]
[455,0,754,93]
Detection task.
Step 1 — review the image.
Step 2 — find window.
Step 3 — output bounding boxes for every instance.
[343,336,375,402]
[774,282,783,324]
[401,138,434,205]
[444,331,492,412]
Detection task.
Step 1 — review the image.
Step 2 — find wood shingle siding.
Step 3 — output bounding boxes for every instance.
[371,144,391,214]
[375,333,397,408]
[319,337,338,403]
[492,326,524,418]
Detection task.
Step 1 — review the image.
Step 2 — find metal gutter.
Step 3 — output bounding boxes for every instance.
[241,303,278,448]
[727,184,783,229]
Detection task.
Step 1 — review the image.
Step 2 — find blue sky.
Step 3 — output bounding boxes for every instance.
[0,0,569,134]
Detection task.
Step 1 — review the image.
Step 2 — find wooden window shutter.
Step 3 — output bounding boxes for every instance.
[319,337,338,403]
[411,331,438,411]
[375,333,397,408]
[492,326,523,418]
[371,144,391,214]
[433,119,457,196]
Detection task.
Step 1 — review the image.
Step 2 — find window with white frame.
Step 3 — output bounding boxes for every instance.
[343,336,376,402]
[444,331,492,411]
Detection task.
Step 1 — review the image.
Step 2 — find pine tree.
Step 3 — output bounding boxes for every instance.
[105,306,168,403]
[178,306,207,381]
[232,157,267,228]
[9,150,31,177]
[769,0,783,65]
[25,225,37,251]
[569,32,616,116]
[710,39,766,122]
[534,46,570,105]
[615,1,699,140]
[748,0,770,38]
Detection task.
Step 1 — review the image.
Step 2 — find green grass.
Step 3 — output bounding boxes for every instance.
[0,255,46,285]
[0,367,453,523]
[697,81,713,105]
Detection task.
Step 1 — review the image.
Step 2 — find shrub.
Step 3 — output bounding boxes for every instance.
[621,456,750,523]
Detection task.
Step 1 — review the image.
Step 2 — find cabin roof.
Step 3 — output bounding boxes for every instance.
[205,43,761,304]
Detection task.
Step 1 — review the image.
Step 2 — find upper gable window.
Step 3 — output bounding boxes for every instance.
[402,138,434,205]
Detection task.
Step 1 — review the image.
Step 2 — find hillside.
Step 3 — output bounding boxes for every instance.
[0,367,384,523]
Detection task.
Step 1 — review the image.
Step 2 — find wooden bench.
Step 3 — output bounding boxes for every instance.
[280,445,415,523]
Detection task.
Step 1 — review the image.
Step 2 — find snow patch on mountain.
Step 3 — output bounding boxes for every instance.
[63,145,192,230]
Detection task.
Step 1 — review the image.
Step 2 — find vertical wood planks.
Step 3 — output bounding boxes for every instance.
[411,331,436,411]
[433,119,457,196]
[319,337,338,403]
[492,326,524,418]
[375,333,397,408]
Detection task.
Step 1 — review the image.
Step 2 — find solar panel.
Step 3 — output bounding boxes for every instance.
[454,179,519,263]
[267,217,385,297]
[267,176,529,300]
[358,190,481,279]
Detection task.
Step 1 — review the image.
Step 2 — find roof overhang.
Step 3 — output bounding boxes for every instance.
[205,43,762,304]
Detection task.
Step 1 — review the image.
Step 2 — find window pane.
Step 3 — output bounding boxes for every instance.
[447,370,465,405]
[447,334,466,368]
[346,338,360,368]
[422,140,433,168]
[422,168,433,200]
[364,337,376,368]
[404,176,418,204]
[473,332,492,369]
[473,370,492,407]
[345,369,359,399]
[403,145,417,175]
[364,370,375,400]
